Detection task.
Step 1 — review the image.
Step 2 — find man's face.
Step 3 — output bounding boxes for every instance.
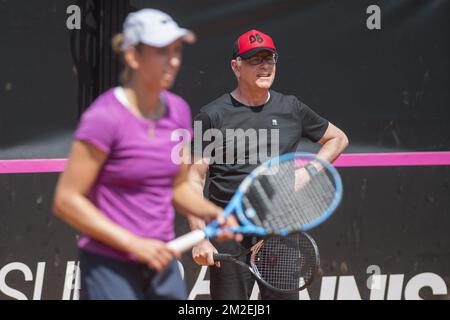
[235,50,277,90]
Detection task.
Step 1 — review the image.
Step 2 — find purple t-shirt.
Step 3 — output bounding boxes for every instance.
[74,88,192,261]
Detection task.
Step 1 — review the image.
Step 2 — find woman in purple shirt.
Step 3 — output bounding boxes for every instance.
[53,9,239,300]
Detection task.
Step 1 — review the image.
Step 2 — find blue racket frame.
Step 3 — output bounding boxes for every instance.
[204,152,343,238]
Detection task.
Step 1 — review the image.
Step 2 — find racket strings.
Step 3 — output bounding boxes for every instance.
[252,233,318,291]
[243,159,336,233]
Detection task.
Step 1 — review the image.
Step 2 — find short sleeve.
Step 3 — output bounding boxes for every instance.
[191,111,213,158]
[74,105,117,154]
[297,99,329,142]
[166,93,193,141]
[177,98,194,137]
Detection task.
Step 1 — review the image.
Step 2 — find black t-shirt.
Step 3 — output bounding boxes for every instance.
[191,90,329,207]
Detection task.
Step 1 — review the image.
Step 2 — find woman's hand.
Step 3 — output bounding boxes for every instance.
[129,237,180,272]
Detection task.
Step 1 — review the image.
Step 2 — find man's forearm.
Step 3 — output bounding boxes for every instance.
[187,169,208,230]
[186,180,207,230]
[317,135,349,164]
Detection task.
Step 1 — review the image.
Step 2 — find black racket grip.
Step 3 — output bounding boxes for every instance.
[213,253,235,262]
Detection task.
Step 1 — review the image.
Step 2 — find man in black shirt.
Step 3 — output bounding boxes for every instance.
[187,29,348,300]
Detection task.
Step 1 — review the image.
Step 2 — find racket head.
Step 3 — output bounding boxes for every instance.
[232,152,343,235]
[249,232,320,292]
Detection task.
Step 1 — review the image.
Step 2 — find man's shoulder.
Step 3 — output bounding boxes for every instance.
[270,90,300,105]
[199,93,231,115]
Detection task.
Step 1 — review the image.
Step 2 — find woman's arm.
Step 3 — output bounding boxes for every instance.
[53,141,177,271]
[172,146,242,242]
[172,161,222,222]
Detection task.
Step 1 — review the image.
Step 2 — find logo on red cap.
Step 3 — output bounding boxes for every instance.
[249,34,264,44]
[233,29,276,59]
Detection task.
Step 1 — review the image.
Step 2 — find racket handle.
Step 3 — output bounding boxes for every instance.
[212,253,234,262]
[167,230,206,253]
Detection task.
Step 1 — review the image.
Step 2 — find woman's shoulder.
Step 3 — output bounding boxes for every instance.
[163,90,192,118]
[163,90,192,130]
[79,89,124,126]
[88,88,122,111]
[163,90,190,110]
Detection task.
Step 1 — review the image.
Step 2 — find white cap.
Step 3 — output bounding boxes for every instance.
[121,9,196,50]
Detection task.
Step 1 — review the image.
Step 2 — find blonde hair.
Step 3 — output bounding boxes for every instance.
[112,33,142,85]
[111,33,124,54]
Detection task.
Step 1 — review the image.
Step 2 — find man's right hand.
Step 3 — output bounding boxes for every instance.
[192,239,220,267]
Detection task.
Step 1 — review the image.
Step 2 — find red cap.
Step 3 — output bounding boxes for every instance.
[232,29,277,59]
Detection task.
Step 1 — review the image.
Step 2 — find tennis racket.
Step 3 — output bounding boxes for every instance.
[168,152,343,252]
[213,232,320,292]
